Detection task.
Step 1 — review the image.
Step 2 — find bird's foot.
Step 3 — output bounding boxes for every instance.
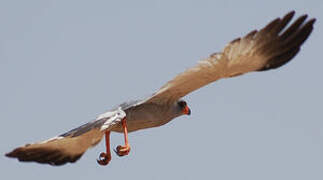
[114,145,131,157]
[97,152,111,166]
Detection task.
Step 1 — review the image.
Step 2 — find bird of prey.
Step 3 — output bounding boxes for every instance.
[6,11,315,166]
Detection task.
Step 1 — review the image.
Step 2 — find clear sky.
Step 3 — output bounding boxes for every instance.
[1,0,322,180]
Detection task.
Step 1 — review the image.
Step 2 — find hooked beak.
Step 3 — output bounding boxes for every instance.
[183,105,191,115]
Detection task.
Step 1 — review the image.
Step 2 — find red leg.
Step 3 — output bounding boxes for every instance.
[115,118,131,156]
[97,131,111,165]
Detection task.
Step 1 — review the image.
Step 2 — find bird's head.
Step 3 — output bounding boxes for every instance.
[177,100,191,116]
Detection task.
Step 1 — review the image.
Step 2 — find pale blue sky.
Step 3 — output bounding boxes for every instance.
[1,0,322,180]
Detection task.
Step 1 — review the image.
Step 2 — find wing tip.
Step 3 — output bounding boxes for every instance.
[5,146,24,158]
[257,12,315,71]
[307,18,317,26]
[5,145,83,166]
[287,10,296,16]
[5,151,14,158]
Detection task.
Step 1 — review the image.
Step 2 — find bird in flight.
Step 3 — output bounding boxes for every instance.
[6,11,315,166]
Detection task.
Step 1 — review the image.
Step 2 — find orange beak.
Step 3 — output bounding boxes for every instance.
[183,105,191,115]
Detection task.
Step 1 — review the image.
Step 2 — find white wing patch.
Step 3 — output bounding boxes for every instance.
[98,107,126,131]
[39,136,64,144]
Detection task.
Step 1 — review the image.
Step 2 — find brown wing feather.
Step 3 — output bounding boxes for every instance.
[6,128,104,166]
[6,108,126,166]
[145,11,315,104]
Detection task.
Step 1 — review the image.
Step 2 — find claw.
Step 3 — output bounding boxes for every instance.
[97,152,111,166]
[114,145,131,157]
[96,130,111,166]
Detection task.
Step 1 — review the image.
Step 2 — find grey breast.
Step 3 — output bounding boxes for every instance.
[111,100,175,133]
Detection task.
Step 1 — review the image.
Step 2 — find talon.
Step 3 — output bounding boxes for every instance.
[97,131,112,166]
[97,152,111,166]
[114,145,131,157]
[114,118,131,157]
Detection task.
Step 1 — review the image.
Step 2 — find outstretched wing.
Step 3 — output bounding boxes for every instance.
[145,11,315,105]
[6,108,126,166]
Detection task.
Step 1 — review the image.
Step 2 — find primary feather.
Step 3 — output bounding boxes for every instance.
[146,11,315,104]
[6,108,126,165]
[6,11,315,166]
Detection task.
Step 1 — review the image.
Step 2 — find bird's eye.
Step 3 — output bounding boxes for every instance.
[178,101,187,108]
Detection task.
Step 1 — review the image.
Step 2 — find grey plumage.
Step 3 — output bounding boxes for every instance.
[6,11,315,166]
[60,119,107,138]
